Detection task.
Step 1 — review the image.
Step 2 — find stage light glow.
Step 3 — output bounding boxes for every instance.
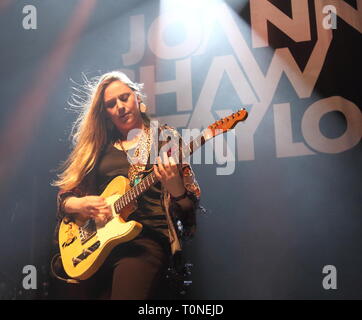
[154,0,225,60]
[160,0,222,12]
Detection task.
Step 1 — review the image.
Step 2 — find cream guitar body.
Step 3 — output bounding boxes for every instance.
[59,176,142,280]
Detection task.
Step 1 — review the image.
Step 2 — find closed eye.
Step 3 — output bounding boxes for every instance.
[104,93,130,108]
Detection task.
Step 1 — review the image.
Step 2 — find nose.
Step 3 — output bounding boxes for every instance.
[116,98,126,112]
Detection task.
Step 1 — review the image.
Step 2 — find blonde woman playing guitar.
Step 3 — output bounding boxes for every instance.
[52,71,247,300]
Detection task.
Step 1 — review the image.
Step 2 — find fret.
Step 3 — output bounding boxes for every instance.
[150,173,156,184]
[145,176,150,188]
[188,140,194,156]
[199,135,204,147]
[196,135,202,148]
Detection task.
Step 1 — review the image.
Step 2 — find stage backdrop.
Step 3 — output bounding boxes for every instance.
[0,0,361,299]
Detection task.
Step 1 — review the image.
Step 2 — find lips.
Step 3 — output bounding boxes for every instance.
[119,112,130,119]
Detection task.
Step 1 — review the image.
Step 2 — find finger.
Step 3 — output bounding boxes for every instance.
[97,197,108,205]
[96,205,109,213]
[153,164,162,180]
[99,204,111,213]
[162,151,170,165]
[98,203,110,209]
[156,156,166,176]
[162,151,173,174]
[89,210,98,219]
[168,155,178,171]
[91,196,106,204]
[100,207,112,219]
[90,199,106,208]
[94,214,106,225]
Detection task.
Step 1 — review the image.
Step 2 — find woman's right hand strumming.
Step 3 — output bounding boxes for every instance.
[64,195,113,224]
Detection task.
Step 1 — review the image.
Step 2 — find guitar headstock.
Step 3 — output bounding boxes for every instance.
[204,108,248,139]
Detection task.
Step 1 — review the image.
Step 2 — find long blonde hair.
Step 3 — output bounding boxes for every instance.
[52,71,148,191]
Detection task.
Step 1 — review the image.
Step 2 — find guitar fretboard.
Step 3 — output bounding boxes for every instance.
[112,107,248,214]
[113,133,205,214]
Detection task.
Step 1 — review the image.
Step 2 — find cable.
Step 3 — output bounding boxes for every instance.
[50,254,80,284]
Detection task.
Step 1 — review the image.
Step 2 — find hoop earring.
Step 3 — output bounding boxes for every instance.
[139,102,147,113]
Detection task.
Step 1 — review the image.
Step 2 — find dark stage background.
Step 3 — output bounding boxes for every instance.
[0,0,361,299]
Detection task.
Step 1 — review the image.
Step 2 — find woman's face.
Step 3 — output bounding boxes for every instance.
[103,80,143,136]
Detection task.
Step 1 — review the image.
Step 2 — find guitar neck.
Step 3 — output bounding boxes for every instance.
[113,107,248,213]
[113,133,206,213]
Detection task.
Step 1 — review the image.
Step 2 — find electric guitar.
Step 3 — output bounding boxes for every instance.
[58,108,248,280]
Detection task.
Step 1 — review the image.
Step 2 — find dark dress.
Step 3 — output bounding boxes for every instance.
[53,125,201,300]
[78,142,173,300]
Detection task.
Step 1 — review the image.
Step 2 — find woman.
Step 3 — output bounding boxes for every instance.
[51,71,201,300]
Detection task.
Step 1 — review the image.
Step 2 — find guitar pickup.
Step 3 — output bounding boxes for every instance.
[72,241,100,267]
